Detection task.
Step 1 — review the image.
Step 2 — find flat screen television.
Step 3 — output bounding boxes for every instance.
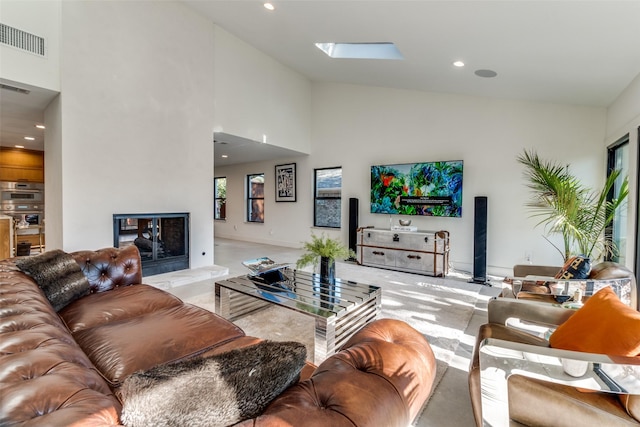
[370,160,463,217]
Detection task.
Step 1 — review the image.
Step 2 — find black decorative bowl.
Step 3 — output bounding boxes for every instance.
[554,295,571,303]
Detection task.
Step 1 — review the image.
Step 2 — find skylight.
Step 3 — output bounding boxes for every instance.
[315,42,404,60]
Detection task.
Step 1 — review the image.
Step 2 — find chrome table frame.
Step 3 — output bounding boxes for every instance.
[505,276,635,306]
[215,268,382,364]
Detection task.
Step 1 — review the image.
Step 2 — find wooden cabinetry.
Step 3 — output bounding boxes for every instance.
[0,147,44,182]
[0,216,12,259]
[357,228,450,276]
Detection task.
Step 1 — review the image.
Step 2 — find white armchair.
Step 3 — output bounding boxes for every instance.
[469,297,640,427]
[502,262,637,310]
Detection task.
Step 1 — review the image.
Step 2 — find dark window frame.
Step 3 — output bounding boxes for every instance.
[606,135,630,263]
[314,166,342,228]
[214,176,226,220]
[246,173,265,223]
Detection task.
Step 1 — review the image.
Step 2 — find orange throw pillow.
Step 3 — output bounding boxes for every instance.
[549,287,640,357]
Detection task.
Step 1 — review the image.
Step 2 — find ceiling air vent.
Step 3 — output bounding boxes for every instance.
[0,23,45,56]
[0,83,30,95]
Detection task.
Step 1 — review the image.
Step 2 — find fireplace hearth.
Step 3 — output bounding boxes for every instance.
[113,213,189,276]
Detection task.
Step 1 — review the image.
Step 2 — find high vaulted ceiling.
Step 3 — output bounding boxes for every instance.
[2,1,639,162]
[185,0,640,107]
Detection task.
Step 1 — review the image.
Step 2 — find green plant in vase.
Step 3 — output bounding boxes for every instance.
[296,233,356,284]
[517,149,629,262]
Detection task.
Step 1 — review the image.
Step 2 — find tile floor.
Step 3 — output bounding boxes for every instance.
[162,237,503,427]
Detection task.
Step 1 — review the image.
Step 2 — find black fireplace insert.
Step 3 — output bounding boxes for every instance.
[113,212,189,276]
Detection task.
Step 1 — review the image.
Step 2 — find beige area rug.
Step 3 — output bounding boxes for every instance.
[338,261,482,391]
[183,261,483,401]
[185,294,316,362]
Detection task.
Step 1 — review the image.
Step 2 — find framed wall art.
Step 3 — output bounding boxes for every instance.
[275,162,296,202]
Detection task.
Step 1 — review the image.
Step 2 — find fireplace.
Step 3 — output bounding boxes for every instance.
[113,213,189,276]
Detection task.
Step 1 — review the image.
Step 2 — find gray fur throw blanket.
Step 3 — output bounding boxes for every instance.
[15,249,90,311]
[119,340,307,427]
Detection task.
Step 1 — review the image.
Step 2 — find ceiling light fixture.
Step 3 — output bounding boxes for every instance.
[264,2,275,11]
[35,124,45,129]
[315,42,404,60]
[15,145,25,149]
[221,154,229,158]
[24,136,35,141]
[453,61,465,67]
[475,69,498,78]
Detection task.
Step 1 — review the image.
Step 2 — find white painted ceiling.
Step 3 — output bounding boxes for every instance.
[0,79,57,152]
[2,0,640,166]
[186,0,640,107]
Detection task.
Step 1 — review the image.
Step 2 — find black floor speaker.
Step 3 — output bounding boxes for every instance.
[348,197,358,260]
[472,196,489,284]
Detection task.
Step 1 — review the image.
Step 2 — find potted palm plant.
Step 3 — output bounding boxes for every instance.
[296,233,356,284]
[517,149,629,262]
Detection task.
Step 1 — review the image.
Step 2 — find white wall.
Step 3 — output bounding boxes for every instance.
[43,95,62,249]
[217,82,608,276]
[212,25,315,250]
[606,71,640,267]
[0,0,60,91]
[314,84,610,275]
[607,72,640,137]
[212,26,311,153]
[51,1,216,268]
[4,0,627,276]
[214,155,314,247]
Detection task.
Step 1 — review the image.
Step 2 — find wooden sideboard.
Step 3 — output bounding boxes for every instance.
[356,228,450,277]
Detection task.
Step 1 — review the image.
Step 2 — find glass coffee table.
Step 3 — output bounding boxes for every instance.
[215,268,381,364]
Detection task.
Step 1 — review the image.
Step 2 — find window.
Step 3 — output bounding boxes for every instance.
[214,177,226,220]
[247,173,264,223]
[606,136,629,263]
[314,167,342,228]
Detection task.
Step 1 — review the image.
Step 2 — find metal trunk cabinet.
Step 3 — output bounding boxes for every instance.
[357,228,450,277]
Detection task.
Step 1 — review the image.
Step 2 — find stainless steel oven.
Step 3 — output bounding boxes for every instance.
[0,182,44,225]
[1,181,44,205]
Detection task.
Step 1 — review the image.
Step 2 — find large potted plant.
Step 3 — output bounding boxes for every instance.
[517,149,629,262]
[296,233,356,284]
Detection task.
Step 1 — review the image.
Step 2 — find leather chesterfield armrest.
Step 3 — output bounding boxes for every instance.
[244,318,437,427]
[71,245,143,293]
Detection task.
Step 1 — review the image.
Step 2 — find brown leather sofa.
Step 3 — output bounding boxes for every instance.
[0,246,436,426]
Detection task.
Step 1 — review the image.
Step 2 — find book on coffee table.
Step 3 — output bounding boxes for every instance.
[242,257,289,276]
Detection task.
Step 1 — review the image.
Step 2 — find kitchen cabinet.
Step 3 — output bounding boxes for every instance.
[0,216,12,259]
[357,228,449,277]
[0,147,44,182]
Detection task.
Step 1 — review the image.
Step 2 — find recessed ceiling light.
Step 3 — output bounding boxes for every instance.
[453,61,465,67]
[24,136,35,141]
[221,154,229,158]
[315,42,403,60]
[475,69,498,78]
[15,145,25,149]
[264,3,275,11]
[35,124,45,129]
